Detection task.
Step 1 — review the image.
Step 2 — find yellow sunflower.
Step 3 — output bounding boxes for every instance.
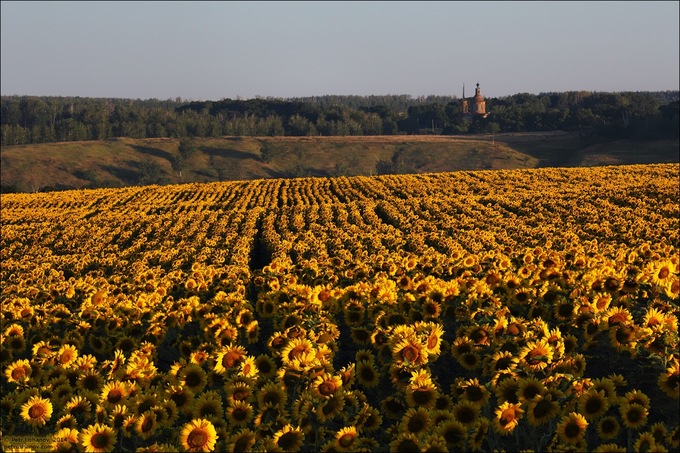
[226,400,253,428]
[658,360,679,399]
[257,382,288,408]
[52,427,79,451]
[226,428,257,453]
[334,426,359,451]
[355,359,380,389]
[620,402,648,430]
[392,336,428,367]
[405,380,439,409]
[578,389,610,421]
[493,401,524,435]
[178,364,208,394]
[592,443,627,453]
[597,415,621,440]
[79,423,117,453]
[5,359,32,384]
[135,410,159,439]
[389,432,421,453]
[180,418,218,452]
[280,338,316,366]
[272,424,305,452]
[526,394,559,426]
[517,339,553,372]
[517,376,545,401]
[100,380,129,408]
[437,419,467,450]
[556,412,588,445]
[253,354,277,379]
[20,395,53,426]
[192,390,224,420]
[451,400,480,428]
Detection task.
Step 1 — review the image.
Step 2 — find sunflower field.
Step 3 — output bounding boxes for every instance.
[1,163,678,452]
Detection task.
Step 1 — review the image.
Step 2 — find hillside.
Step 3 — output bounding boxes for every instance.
[1,131,678,192]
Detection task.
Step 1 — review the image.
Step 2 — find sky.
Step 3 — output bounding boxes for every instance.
[1,1,678,101]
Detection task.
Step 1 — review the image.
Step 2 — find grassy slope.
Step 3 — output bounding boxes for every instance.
[1,132,678,191]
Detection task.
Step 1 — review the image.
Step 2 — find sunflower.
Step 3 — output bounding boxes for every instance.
[180,418,218,452]
[168,385,195,416]
[258,382,288,408]
[495,378,520,405]
[78,370,104,394]
[281,338,316,366]
[389,432,421,453]
[623,389,651,409]
[52,427,79,452]
[334,426,359,451]
[380,396,406,420]
[57,413,78,430]
[526,394,559,427]
[649,259,676,287]
[484,350,518,375]
[5,359,32,384]
[405,381,439,409]
[620,402,648,430]
[57,344,79,368]
[65,394,92,420]
[100,380,128,408]
[451,400,480,428]
[311,373,343,399]
[356,360,380,388]
[20,395,53,426]
[271,424,304,452]
[392,336,429,367]
[108,404,129,429]
[214,345,249,375]
[518,339,553,372]
[399,407,431,436]
[317,393,345,422]
[193,390,224,420]
[578,389,610,421]
[226,400,253,428]
[609,324,638,352]
[353,402,383,432]
[253,354,277,380]
[178,364,208,394]
[591,377,619,405]
[605,306,633,328]
[79,423,117,453]
[423,323,444,356]
[592,444,627,453]
[517,376,545,401]
[226,428,257,453]
[556,412,588,445]
[421,434,448,453]
[658,361,679,399]
[436,419,466,450]
[633,431,658,452]
[451,378,485,408]
[493,401,523,435]
[597,415,621,440]
[135,410,159,439]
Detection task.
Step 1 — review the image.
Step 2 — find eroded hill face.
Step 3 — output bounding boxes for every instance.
[2,133,678,193]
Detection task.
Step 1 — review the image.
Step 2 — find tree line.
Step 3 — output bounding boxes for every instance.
[1,91,678,146]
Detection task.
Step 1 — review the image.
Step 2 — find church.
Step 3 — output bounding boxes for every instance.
[459,83,489,118]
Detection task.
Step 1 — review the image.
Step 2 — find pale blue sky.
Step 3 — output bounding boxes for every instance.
[1,1,678,100]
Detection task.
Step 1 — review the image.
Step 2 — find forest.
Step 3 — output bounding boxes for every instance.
[1,91,678,146]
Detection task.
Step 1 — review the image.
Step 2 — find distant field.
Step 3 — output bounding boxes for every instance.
[0,132,678,192]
